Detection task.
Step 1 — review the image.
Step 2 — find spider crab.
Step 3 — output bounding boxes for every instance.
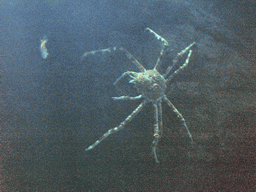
[83,28,195,163]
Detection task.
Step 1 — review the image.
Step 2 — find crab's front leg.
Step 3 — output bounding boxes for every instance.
[113,71,138,85]
[112,95,142,101]
[165,42,195,78]
[167,49,193,82]
[81,47,116,60]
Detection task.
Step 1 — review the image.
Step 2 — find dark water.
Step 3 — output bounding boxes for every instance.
[1,0,255,191]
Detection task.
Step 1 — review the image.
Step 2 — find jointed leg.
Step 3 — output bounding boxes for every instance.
[158,102,163,137]
[165,42,195,78]
[118,47,146,72]
[81,46,145,72]
[163,96,193,142]
[145,28,170,71]
[154,44,169,71]
[81,47,117,60]
[113,71,138,85]
[152,103,161,163]
[145,28,169,46]
[85,102,145,151]
[167,50,193,83]
[112,95,142,101]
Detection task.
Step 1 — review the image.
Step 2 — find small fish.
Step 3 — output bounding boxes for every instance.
[40,35,49,59]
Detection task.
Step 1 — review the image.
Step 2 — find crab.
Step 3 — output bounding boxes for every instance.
[82,28,195,163]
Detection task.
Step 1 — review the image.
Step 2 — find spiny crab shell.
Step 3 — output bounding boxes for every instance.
[132,70,167,102]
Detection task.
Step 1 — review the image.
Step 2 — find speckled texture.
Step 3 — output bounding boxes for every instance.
[1,0,255,191]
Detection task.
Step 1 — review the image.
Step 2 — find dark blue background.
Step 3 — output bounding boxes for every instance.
[1,0,255,191]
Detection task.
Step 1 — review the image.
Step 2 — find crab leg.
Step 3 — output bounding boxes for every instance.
[145,28,170,70]
[81,46,146,72]
[167,49,193,83]
[112,95,142,101]
[119,47,146,72]
[152,103,161,163]
[145,28,169,46]
[158,102,163,138]
[154,44,169,71]
[163,96,193,142]
[165,42,195,78]
[81,47,116,60]
[85,102,145,151]
[113,71,138,85]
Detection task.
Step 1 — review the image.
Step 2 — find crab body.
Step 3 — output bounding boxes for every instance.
[132,69,167,102]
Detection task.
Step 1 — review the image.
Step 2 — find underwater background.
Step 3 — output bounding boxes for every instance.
[1,0,255,191]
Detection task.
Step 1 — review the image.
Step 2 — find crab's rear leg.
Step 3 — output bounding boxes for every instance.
[152,103,163,163]
[158,102,163,138]
[163,96,193,142]
[85,102,145,151]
